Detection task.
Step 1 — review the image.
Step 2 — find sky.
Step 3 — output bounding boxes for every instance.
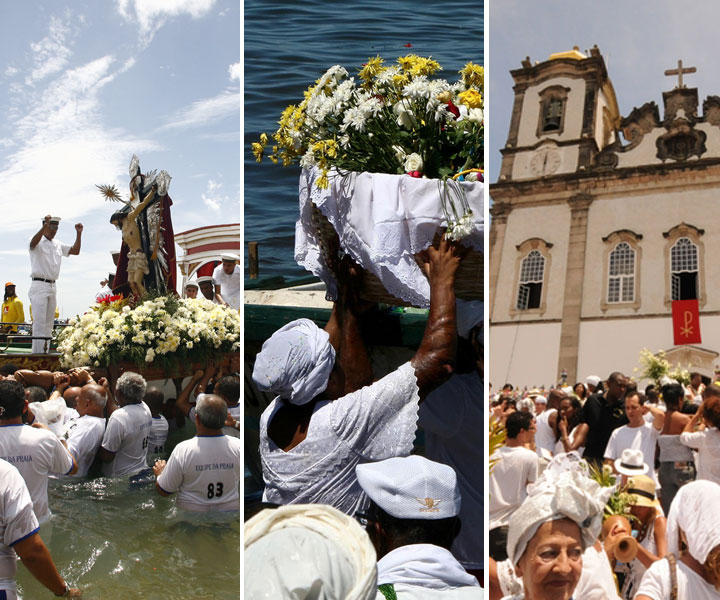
[0,0,239,320]
[488,0,720,184]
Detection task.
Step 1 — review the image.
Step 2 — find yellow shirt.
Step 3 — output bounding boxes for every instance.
[1,297,25,332]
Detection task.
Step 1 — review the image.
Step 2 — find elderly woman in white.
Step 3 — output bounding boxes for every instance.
[635,480,720,599]
[496,453,618,600]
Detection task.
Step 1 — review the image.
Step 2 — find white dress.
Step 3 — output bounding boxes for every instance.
[635,556,720,599]
[260,362,420,515]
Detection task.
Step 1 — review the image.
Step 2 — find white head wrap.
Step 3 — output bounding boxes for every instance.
[666,480,720,564]
[244,504,377,600]
[252,318,335,405]
[507,452,613,565]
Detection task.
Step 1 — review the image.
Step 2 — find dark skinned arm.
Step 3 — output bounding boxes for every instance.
[14,532,81,596]
[29,215,51,250]
[177,370,205,417]
[68,223,83,255]
[410,236,464,401]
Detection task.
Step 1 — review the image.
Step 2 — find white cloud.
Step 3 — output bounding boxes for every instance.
[116,0,216,38]
[200,178,227,214]
[5,66,18,77]
[160,91,239,130]
[26,15,74,85]
[228,62,240,81]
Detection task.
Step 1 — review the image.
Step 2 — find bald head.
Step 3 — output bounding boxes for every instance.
[78,384,107,416]
[63,386,82,409]
[144,386,164,417]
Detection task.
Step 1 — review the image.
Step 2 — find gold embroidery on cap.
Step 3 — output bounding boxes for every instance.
[416,497,442,512]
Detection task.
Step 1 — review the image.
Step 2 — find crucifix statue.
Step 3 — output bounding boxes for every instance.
[664,59,696,89]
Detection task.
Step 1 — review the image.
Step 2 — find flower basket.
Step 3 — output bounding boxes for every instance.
[297,168,483,308]
[311,202,482,306]
[57,296,240,374]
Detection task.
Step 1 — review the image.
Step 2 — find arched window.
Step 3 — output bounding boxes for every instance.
[516,250,545,310]
[607,242,635,303]
[671,237,699,301]
[537,85,570,137]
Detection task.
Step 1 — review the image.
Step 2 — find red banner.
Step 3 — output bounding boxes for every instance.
[672,299,701,345]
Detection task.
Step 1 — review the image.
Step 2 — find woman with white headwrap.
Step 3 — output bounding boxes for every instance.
[252,239,464,515]
[635,480,720,599]
[500,453,615,600]
[244,504,377,599]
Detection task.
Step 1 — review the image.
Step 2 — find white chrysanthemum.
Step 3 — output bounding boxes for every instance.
[300,149,317,169]
[375,66,399,85]
[402,76,431,100]
[341,106,368,132]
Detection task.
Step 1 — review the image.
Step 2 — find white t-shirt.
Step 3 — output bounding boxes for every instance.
[62,415,105,478]
[260,362,420,516]
[101,402,153,477]
[605,421,661,484]
[157,434,241,512]
[95,285,112,301]
[0,424,74,523]
[680,427,720,484]
[212,263,241,310]
[29,236,71,280]
[636,555,720,599]
[489,445,539,529]
[0,459,39,591]
[189,403,240,438]
[534,408,557,456]
[148,415,169,455]
[419,371,483,570]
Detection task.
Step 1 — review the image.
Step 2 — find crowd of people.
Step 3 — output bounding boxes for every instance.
[0,361,241,598]
[244,237,484,599]
[489,370,720,599]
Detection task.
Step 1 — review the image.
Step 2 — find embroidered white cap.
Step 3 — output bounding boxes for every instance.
[355,455,460,520]
[614,448,649,476]
[196,276,214,284]
[221,253,239,262]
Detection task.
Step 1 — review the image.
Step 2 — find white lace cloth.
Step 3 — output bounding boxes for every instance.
[296,167,484,307]
[260,362,420,516]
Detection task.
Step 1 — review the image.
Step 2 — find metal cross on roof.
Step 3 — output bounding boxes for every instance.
[664,59,696,89]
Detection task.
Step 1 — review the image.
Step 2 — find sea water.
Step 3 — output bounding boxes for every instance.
[14,424,240,599]
[244,0,484,280]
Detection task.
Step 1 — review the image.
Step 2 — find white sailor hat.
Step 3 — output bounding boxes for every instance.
[355,455,461,520]
[196,276,214,284]
[221,253,239,262]
[184,280,199,289]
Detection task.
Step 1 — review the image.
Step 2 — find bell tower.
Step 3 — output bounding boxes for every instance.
[498,45,621,182]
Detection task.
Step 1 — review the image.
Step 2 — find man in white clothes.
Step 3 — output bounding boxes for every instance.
[100,371,152,478]
[0,459,81,598]
[489,410,539,562]
[212,253,240,310]
[153,394,241,512]
[355,455,482,599]
[177,370,241,438]
[0,380,77,524]
[604,389,665,485]
[61,384,107,478]
[534,387,566,457]
[28,215,82,353]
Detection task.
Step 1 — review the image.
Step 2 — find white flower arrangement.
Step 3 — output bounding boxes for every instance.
[57,296,240,371]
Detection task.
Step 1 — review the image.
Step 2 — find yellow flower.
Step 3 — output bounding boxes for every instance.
[260,132,268,145]
[316,170,329,189]
[251,143,264,162]
[460,63,484,89]
[397,54,441,76]
[458,88,483,109]
[358,55,385,83]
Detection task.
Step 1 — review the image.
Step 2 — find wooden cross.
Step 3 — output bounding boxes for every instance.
[664,59,696,89]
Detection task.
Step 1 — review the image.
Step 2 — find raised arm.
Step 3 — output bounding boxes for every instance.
[410,236,464,401]
[30,215,51,250]
[68,223,83,255]
[177,370,205,417]
[128,185,157,221]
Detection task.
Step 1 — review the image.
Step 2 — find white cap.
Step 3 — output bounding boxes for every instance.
[614,448,649,476]
[355,455,460,520]
[221,253,239,262]
[49,216,61,223]
[184,280,199,289]
[586,375,601,387]
[196,276,214,284]
[456,299,482,339]
[532,394,547,405]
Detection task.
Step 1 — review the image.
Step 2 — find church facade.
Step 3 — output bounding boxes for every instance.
[489,45,720,388]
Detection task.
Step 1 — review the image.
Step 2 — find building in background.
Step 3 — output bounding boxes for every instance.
[490,45,720,388]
